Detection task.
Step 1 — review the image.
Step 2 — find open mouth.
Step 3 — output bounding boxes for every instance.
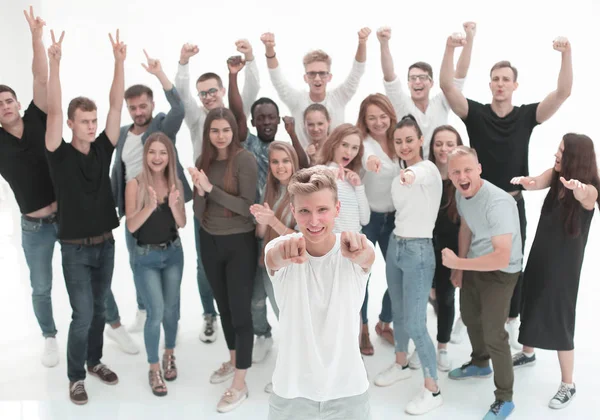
[263,127,275,136]
[306,226,325,235]
[340,157,351,166]
[413,87,424,92]
[459,181,470,191]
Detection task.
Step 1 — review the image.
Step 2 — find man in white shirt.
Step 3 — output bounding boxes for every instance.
[376,23,476,159]
[260,29,371,148]
[265,166,375,420]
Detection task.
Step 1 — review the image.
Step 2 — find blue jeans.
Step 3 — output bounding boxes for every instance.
[251,261,280,338]
[386,236,437,381]
[360,210,394,324]
[134,238,184,364]
[21,216,59,337]
[61,238,115,382]
[194,216,217,316]
[104,228,145,325]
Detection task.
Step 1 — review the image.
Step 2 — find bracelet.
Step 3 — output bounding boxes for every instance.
[265,52,276,59]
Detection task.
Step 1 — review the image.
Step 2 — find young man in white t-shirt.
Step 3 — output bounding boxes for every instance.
[264,166,376,420]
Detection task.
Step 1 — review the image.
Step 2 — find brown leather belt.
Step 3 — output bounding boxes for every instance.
[23,213,57,224]
[62,232,113,246]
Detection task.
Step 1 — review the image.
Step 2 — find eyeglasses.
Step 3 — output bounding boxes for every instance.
[306,71,330,79]
[198,88,219,99]
[408,75,431,82]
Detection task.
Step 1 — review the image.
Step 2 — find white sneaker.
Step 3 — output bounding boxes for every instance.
[106,325,139,354]
[450,317,466,344]
[199,314,218,343]
[128,309,146,333]
[437,349,451,372]
[252,336,274,363]
[549,382,576,409]
[405,387,444,415]
[41,337,59,368]
[409,351,421,369]
[505,319,521,350]
[264,382,273,393]
[374,362,412,387]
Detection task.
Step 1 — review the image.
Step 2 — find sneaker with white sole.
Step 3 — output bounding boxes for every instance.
[450,317,466,344]
[549,382,576,409]
[199,314,218,343]
[264,382,273,393]
[374,362,411,387]
[505,319,521,351]
[69,380,88,405]
[405,387,443,415]
[409,351,421,369]
[128,309,146,333]
[437,349,451,372]
[252,336,273,363]
[41,337,59,368]
[512,352,536,369]
[217,385,248,413]
[106,325,139,354]
[210,361,235,384]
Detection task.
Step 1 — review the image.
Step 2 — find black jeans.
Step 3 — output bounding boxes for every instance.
[434,246,455,344]
[199,228,257,370]
[61,238,115,382]
[509,194,527,318]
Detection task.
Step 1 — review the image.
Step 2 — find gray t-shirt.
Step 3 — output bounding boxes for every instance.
[456,181,522,273]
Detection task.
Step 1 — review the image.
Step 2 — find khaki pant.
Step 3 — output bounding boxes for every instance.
[461,270,519,401]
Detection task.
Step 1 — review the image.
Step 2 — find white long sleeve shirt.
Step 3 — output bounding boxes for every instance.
[174,59,260,161]
[361,135,400,213]
[269,60,366,148]
[327,163,370,233]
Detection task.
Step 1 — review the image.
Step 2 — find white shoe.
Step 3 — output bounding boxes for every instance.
[374,362,412,387]
[264,382,273,394]
[41,337,59,368]
[437,349,451,372]
[128,309,146,333]
[405,387,444,415]
[505,319,521,350]
[252,336,274,363]
[450,317,466,344]
[106,325,139,354]
[199,314,218,343]
[409,351,421,369]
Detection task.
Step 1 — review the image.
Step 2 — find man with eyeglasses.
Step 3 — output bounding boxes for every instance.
[260,29,371,148]
[174,39,260,344]
[376,22,476,160]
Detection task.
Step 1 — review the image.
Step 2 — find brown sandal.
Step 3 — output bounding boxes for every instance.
[375,321,395,345]
[359,324,374,356]
[148,370,167,396]
[163,353,177,381]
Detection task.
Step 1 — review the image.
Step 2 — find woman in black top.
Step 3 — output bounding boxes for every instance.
[510,133,599,409]
[125,132,186,397]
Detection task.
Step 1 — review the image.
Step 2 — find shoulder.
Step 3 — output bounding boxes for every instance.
[235,149,258,170]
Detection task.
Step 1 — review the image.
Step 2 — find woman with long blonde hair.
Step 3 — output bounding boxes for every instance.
[125,132,186,397]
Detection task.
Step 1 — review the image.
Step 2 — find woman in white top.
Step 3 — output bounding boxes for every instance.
[374,115,443,416]
[356,93,400,356]
[316,123,370,233]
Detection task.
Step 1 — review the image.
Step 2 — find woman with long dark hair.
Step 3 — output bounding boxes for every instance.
[510,133,599,410]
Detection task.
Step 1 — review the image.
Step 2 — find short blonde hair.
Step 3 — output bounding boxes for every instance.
[303,50,332,68]
[448,145,479,162]
[288,165,338,203]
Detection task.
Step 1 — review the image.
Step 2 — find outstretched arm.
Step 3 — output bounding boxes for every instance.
[440,34,469,119]
[45,30,64,153]
[227,56,249,142]
[560,177,598,211]
[510,168,554,191]
[536,37,573,124]
[106,30,126,145]
[455,22,476,79]
[283,116,310,169]
[24,6,48,112]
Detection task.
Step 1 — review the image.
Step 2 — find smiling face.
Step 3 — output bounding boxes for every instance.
[393,126,423,166]
[270,149,294,184]
[304,61,332,97]
[146,140,169,173]
[554,140,564,172]
[0,91,21,126]
[252,103,280,141]
[489,67,518,103]
[408,68,433,102]
[291,188,340,245]
[433,130,460,165]
[209,118,233,152]
[197,78,226,110]
[448,154,483,198]
[333,134,361,168]
[304,110,329,143]
[365,104,391,138]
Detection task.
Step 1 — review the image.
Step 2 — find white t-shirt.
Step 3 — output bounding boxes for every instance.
[384,77,465,160]
[264,232,372,401]
[391,160,442,238]
[361,135,401,213]
[121,131,144,182]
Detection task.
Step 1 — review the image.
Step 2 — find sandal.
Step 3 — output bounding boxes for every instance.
[163,353,178,381]
[148,370,167,396]
[375,321,395,346]
[360,324,374,356]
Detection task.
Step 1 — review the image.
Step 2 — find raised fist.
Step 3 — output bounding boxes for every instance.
[283,116,295,134]
[260,32,276,49]
[180,43,199,65]
[227,55,245,74]
[235,39,254,60]
[358,27,372,43]
[446,33,466,49]
[463,22,477,39]
[553,36,571,53]
[376,26,392,43]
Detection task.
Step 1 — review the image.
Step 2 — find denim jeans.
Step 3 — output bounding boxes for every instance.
[360,210,394,324]
[386,236,437,381]
[104,228,145,325]
[61,238,115,382]
[21,216,59,337]
[194,216,217,316]
[134,238,184,364]
[251,262,280,338]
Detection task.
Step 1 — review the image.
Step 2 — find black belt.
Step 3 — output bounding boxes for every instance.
[511,191,524,201]
[62,232,114,246]
[23,213,57,224]
[137,237,178,251]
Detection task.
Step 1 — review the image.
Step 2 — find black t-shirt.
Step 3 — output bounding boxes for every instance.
[46,131,119,239]
[134,199,178,245]
[463,99,539,192]
[433,179,460,252]
[0,101,56,214]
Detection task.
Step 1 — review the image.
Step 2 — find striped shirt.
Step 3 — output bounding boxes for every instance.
[327,163,370,233]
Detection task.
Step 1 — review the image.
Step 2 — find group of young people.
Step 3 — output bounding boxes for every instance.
[1,7,597,420]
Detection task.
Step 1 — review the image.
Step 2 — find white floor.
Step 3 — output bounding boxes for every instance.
[0,185,597,420]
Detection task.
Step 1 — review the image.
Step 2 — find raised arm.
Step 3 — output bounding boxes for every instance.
[236,39,261,116]
[45,30,64,153]
[261,33,302,110]
[283,116,310,168]
[510,168,554,191]
[175,43,202,129]
[106,30,126,145]
[330,29,370,105]
[440,34,469,119]
[227,56,249,142]
[535,38,573,124]
[24,7,48,112]
[261,32,279,70]
[355,27,371,63]
[377,26,395,82]
[455,22,476,79]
